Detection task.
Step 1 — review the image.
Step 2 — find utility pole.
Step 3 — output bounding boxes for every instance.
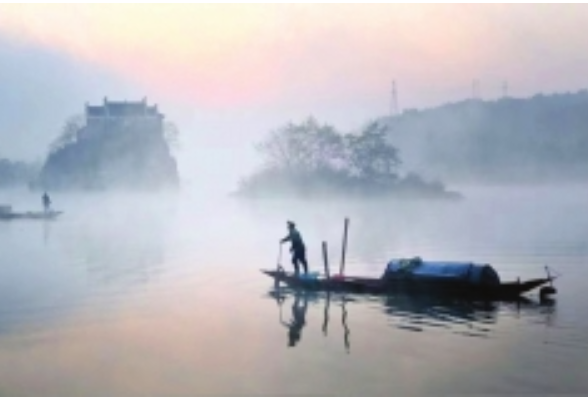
[472,79,481,100]
[390,80,398,117]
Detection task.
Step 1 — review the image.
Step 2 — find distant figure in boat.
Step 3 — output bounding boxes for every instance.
[42,192,51,213]
[280,221,309,275]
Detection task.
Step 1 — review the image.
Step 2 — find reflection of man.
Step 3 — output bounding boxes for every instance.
[281,292,308,347]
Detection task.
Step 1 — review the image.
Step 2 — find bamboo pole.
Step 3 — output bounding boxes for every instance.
[340,218,350,276]
[322,241,330,279]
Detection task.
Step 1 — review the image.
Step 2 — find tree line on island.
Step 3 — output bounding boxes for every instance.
[4,90,588,196]
[234,117,460,200]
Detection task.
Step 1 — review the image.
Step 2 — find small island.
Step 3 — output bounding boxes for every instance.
[32,98,179,191]
[234,117,461,200]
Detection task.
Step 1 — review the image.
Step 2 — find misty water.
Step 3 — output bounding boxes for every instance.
[0,185,587,395]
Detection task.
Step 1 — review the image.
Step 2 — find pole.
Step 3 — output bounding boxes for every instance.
[322,241,330,279]
[341,299,350,353]
[340,218,349,276]
[322,291,331,336]
[276,243,283,271]
[391,80,397,117]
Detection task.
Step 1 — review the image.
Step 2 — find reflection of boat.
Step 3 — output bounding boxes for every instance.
[382,290,556,336]
[266,286,555,345]
[0,211,63,220]
[262,258,558,300]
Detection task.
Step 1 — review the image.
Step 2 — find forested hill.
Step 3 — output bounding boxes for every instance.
[380,90,588,184]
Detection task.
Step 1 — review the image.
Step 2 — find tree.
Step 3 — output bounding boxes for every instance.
[237,116,455,199]
[49,115,85,154]
[254,116,344,173]
[344,121,401,183]
[164,121,181,152]
[252,117,402,183]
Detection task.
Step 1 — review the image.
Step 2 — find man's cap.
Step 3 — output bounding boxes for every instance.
[287,221,295,227]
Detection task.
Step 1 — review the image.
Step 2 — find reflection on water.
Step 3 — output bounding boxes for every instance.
[0,193,174,334]
[267,287,556,350]
[382,293,556,338]
[276,289,308,347]
[1,187,588,395]
[271,289,353,352]
[58,209,167,287]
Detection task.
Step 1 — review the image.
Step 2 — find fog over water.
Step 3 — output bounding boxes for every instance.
[3,4,588,395]
[0,184,587,395]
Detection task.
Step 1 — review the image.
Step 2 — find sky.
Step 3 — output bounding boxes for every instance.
[2,3,588,190]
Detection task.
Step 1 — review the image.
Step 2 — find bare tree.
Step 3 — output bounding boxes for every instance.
[344,121,401,183]
[255,117,344,173]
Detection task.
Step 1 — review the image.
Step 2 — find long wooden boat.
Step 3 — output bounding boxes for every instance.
[262,267,557,300]
[0,211,63,220]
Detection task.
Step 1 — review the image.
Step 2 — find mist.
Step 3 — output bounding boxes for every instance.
[380,92,588,186]
[0,36,142,161]
[2,5,588,396]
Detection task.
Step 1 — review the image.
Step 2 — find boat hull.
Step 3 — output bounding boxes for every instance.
[0,211,63,220]
[262,269,553,300]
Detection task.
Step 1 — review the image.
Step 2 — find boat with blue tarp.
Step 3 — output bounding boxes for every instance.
[263,257,558,300]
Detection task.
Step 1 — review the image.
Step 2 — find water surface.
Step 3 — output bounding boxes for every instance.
[0,186,587,395]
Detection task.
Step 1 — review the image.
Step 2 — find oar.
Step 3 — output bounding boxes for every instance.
[274,244,285,288]
[276,244,284,273]
[277,244,283,265]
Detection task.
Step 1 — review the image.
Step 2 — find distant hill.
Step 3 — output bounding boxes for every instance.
[380,90,588,185]
[33,99,179,191]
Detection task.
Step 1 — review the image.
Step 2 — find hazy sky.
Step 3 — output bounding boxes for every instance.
[2,4,588,189]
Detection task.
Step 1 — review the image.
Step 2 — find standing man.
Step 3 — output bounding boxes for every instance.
[280,221,309,275]
[42,192,51,213]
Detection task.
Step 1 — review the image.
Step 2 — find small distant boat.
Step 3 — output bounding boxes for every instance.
[263,257,558,300]
[0,209,63,220]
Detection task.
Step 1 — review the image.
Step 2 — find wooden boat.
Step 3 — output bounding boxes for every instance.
[0,211,63,220]
[267,218,558,300]
[262,261,558,300]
